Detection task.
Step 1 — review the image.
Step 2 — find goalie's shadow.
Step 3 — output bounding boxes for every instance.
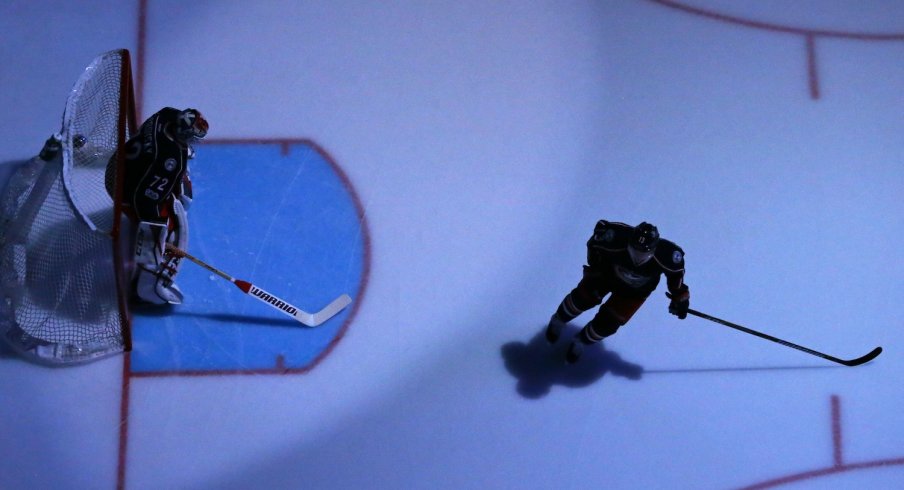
[501,325,644,399]
[131,303,301,328]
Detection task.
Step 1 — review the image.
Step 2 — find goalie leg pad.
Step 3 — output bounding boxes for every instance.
[162,199,189,278]
[132,200,189,305]
[134,265,184,305]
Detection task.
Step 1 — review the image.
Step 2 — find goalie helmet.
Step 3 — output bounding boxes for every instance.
[175,108,208,143]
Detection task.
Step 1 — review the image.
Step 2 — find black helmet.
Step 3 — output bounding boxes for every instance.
[630,222,660,252]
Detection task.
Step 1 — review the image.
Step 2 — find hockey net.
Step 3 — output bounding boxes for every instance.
[0,49,136,364]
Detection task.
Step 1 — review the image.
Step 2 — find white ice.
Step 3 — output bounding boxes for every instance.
[1,1,902,489]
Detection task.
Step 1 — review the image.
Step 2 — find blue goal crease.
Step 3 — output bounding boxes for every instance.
[129,141,366,374]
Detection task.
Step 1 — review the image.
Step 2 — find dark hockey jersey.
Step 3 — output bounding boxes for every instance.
[586,220,686,297]
[108,107,191,224]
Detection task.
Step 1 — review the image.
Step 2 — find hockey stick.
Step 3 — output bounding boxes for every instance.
[685,308,881,367]
[166,244,352,327]
[667,294,882,367]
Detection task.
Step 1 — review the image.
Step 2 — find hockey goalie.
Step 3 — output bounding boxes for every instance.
[109,107,209,305]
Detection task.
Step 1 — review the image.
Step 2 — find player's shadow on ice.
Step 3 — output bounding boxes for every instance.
[501,326,644,399]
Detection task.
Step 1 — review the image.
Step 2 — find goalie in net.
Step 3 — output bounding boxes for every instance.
[0,49,209,364]
[111,107,208,305]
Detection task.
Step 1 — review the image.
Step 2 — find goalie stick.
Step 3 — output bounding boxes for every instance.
[667,294,882,367]
[166,244,352,327]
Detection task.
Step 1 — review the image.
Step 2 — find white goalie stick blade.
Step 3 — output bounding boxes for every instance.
[303,293,353,326]
[164,244,352,327]
[236,280,351,327]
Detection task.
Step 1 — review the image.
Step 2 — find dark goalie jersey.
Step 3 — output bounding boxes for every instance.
[107,107,190,225]
[586,220,686,297]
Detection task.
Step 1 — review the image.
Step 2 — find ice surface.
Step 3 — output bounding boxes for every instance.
[1,1,902,489]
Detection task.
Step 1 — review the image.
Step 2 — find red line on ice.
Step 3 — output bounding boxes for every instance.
[117,353,132,490]
[739,396,904,489]
[647,0,904,40]
[646,0,904,100]
[831,394,843,467]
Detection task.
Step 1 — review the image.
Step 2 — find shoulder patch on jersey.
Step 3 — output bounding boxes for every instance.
[589,220,632,251]
[602,228,615,243]
[164,158,177,172]
[654,239,685,272]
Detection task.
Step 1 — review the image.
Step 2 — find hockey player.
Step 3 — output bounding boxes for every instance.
[108,107,208,305]
[546,221,690,363]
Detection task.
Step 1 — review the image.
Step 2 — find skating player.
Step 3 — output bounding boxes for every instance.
[107,107,208,305]
[546,220,690,363]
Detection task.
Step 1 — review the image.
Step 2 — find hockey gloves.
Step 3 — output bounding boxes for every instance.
[668,285,690,320]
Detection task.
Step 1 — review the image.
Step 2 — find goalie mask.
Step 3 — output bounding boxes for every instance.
[175,108,208,143]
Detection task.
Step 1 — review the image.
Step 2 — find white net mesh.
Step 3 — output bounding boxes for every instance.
[0,50,133,364]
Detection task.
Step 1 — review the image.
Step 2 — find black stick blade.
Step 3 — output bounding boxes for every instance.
[840,347,883,367]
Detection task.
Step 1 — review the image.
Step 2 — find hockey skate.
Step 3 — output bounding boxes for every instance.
[133,266,184,305]
[546,314,566,344]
